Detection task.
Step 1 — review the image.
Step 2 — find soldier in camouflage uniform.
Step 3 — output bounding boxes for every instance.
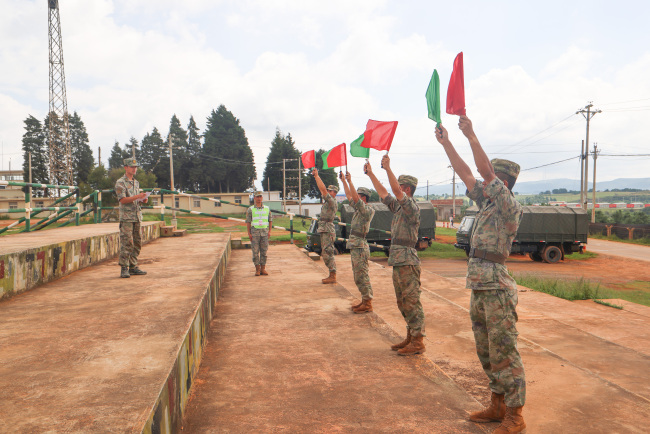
[365,155,426,355]
[115,158,148,279]
[246,191,272,276]
[436,116,526,434]
[338,171,375,313]
[312,168,339,284]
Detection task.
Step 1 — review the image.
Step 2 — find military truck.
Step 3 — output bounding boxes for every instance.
[306,201,436,254]
[454,206,588,263]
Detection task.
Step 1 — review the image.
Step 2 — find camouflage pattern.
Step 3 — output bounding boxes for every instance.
[397,174,418,188]
[119,221,142,268]
[491,158,520,178]
[320,231,337,273]
[392,265,425,337]
[357,187,372,198]
[470,287,526,407]
[347,198,375,300]
[466,175,525,408]
[317,194,337,233]
[327,185,339,193]
[246,205,272,266]
[123,157,139,167]
[383,193,425,337]
[382,194,420,266]
[253,191,263,197]
[115,175,142,222]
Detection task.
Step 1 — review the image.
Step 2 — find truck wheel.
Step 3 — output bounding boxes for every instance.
[529,252,543,262]
[542,245,562,263]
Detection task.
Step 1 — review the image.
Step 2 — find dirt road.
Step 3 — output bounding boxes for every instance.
[586,238,650,262]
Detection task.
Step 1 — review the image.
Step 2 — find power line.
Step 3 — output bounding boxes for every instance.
[521,155,580,172]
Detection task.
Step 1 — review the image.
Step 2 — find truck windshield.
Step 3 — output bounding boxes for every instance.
[458,216,475,233]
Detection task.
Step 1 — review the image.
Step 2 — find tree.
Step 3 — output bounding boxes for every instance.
[303,148,339,202]
[262,129,311,198]
[202,105,255,193]
[140,127,168,188]
[21,115,49,197]
[69,112,94,185]
[122,136,139,160]
[44,112,67,186]
[167,114,188,191]
[185,116,203,192]
[108,141,125,170]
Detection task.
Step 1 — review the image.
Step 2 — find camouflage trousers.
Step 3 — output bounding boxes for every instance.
[470,287,526,407]
[392,265,425,337]
[251,231,269,266]
[119,221,142,268]
[320,231,336,273]
[351,246,372,300]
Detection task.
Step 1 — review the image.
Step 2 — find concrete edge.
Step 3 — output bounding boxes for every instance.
[140,234,232,434]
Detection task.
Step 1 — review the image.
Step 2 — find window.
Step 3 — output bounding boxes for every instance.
[214,197,221,207]
[175,198,180,208]
[9,202,18,210]
[193,199,201,208]
[35,201,44,207]
[235,196,242,204]
[151,199,158,206]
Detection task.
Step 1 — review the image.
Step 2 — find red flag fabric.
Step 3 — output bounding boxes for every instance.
[446,52,466,116]
[301,150,316,169]
[322,143,347,169]
[360,120,398,152]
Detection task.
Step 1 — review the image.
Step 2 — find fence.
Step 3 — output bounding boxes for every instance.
[588,223,650,240]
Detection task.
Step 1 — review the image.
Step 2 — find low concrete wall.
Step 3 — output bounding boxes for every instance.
[142,236,231,434]
[0,222,161,299]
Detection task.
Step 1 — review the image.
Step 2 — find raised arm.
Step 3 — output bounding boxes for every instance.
[312,168,329,198]
[364,161,389,200]
[458,116,495,184]
[381,155,404,201]
[339,171,352,201]
[435,124,477,190]
[346,172,360,203]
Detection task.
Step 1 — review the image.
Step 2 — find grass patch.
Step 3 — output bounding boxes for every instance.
[564,251,598,261]
[435,227,458,237]
[514,275,602,301]
[419,242,468,259]
[594,300,624,309]
[589,233,650,246]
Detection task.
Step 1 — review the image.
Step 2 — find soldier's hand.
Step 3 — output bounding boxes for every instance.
[312,167,319,177]
[381,154,391,171]
[435,124,450,144]
[459,116,476,139]
[345,172,352,182]
[338,171,344,181]
[364,162,373,176]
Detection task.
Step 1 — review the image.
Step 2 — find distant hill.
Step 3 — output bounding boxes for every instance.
[423,178,650,195]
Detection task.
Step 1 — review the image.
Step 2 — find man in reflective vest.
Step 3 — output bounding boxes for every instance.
[246,191,273,276]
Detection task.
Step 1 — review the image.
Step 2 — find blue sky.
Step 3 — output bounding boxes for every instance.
[1,0,649,193]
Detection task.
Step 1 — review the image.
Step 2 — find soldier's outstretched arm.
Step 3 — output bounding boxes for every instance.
[381,155,404,201]
[346,172,360,203]
[339,171,352,201]
[313,167,329,198]
[458,116,495,184]
[364,161,389,200]
[436,124,477,190]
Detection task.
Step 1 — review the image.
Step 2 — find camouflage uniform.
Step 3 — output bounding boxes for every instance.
[246,205,272,266]
[382,190,425,338]
[346,196,375,300]
[318,193,338,273]
[466,171,526,407]
[115,174,143,269]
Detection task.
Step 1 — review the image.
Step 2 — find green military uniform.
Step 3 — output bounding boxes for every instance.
[466,159,526,408]
[346,188,375,301]
[115,159,143,270]
[318,186,338,273]
[245,199,272,266]
[382,175,425,338]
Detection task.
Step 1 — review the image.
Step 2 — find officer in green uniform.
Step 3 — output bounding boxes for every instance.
[115,158,148,278]
[436,116,526,434]
[246,191,272,276]
[365,155,426,355]
[312,168,338,284]
[339,171,375,313]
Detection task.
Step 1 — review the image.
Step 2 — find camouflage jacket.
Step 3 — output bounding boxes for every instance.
[246,205,273,235]
[115,175,142,222]
[346,198,375,249]
[466,177,523,290]
[382,194,420,267]
[317,194,337,234]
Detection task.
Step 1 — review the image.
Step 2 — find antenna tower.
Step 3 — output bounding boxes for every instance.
[48,0,73,186]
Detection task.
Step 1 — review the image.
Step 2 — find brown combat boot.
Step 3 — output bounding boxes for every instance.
[322,271,336,284]
[397,335,425,356]
[391,331,411,351]
[255,265,261,276]
[351,299,364,310]
[353,299,373,314]
[260,265,268,275]
[493,406,525,433]
[469,392,506,423]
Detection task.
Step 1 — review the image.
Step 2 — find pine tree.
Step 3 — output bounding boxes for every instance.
[122,137,139,160]
[108,141,124,170]
[167,114,188,191]
[186,116,202,192]
[69,112,94,185]
[140,127,168,188]
[201,105,255,193]
[304,148,340,201]
[262,129,309,198]
[21,115,49,197]
[44,112,67,186]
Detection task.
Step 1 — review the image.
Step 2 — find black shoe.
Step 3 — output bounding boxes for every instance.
[129,267,147,276]
[121,267,131,278]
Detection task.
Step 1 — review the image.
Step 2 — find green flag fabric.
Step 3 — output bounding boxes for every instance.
[349,134,369,158]
[426,69,441,125]
[322,143,347,170]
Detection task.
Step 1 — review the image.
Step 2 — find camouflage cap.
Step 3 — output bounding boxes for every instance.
[327,185,339,193]
[253,191,263,197]
[491,158,520,179]
[357,187,372,198]
[397,175,418,189]
[123,157,139,167]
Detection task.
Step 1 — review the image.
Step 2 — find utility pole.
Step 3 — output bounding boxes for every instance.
[98,146,101,167]
[449,165,456,222]
[576,103,601,210]
[282,158,301,213]
[28,152,32,199]
[282,159,286,213]
[591,144,599,223]
[132,141,136,158]
[579,140,585,207]
[426,180,429,201]
[298,156,302,216]
[168,134,177,228]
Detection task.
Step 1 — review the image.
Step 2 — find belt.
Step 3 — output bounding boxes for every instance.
[391,238,416,248]
[469,248,507,265]
[350,229,367,238]
[320,218,334,223]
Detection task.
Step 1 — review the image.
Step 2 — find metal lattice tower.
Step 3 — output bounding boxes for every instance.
[48,0,72,186]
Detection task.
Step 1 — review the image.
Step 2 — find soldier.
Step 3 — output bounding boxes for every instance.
[246,191,272,276]
[339,171,375,313]
[115,158,148,279]
[436,116,526,434]
[312,168,338,284]
[365,155,426,355]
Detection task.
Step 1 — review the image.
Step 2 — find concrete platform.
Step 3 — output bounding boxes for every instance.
[0,232,230,433]
[0,222,161,299]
